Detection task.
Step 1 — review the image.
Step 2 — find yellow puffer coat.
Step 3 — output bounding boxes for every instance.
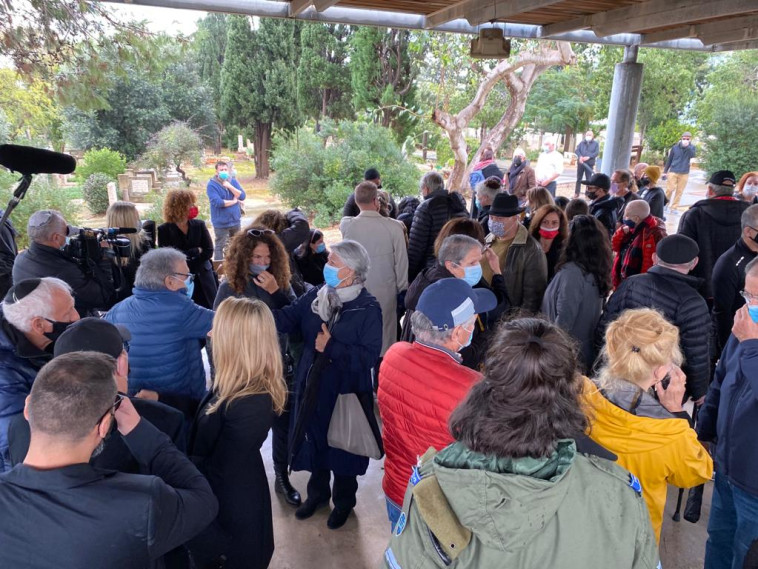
[582,378,713,542]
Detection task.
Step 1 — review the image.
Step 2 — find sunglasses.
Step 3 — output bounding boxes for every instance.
[96,394,124,426]
[247,228,275,238]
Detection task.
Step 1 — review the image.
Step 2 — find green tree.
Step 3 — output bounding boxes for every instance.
[83,173,112,215]
[76,148,128,182]
[139,122,203,184]
[349,27,417,138]
[0,70,63,149]
[701,94,758,180]
[220,17,301,178]
[297,23,354,125]
[646,119,697,155]
[194,13,229,153]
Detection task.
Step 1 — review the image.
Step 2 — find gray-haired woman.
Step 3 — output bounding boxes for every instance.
[271,240,383,530]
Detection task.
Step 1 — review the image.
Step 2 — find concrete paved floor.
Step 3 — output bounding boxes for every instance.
[261,429,712,569]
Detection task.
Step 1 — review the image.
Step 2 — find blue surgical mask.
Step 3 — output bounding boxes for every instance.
[457,325,475,351]
[490,219,506,238]
[249,263,269,275]
[315,243,326,254]
[748,305,758,323]
[475,198,482,210]
[461,264,482,287]
[218,171,229,181]
[184,277,194,298]
[323,264,345,288]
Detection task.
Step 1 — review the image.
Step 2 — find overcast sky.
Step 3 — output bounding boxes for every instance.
[109,4,205,35]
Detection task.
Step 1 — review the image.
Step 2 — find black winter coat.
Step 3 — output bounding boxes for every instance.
[12,242,115,317]
[640,186,666,219]
[407,190,468,281]
[597,266,711,399]
[0,420,217,569]
[0,213,17,300]
[678,198,750,299]
[590,194,622,238]
[343,192,398,219]
[711,238,757,353]
[158,220,217,309]
[188,393,275,569]
[295,250,328,287]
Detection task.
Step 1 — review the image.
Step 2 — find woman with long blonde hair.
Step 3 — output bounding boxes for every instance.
[106,201,152,301]
[189,297,286,569]
[583,308,712,543]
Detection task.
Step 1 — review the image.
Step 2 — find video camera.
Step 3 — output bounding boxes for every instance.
[66,227,136,268]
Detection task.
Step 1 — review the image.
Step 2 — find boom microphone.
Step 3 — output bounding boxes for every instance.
[0,144,77,175]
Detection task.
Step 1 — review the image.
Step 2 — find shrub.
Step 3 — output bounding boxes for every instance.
[143,193,165,223]
[83,173,112,215]
[702,95,758,180]
[75,148,127,183]
[139,122,203,184]
[271,120,421,226]
[0,170,81,249]
[646,120,696,155]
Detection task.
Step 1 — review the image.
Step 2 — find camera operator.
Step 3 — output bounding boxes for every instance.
[12,210,115,317]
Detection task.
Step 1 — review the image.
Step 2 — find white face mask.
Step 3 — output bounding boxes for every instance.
[585,136,593,142]
[681,139,690,147]
[745,184,758,197]
[542,145,550,153]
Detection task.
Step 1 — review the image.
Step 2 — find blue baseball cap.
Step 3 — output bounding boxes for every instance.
[416,278,497,331]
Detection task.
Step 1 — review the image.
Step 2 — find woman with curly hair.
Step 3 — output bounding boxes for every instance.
[541,215,612,372]
[213,226,302,508]
[528,204,568,282]
[157,189,217,309]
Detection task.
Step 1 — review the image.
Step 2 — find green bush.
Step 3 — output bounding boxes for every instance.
[75,148,127,183]
[271,120,421,226]
[83,173,112,215]
[0,170,81,249]
[143,193,165,223]
[646,120,697,155]
[702,95,758,180]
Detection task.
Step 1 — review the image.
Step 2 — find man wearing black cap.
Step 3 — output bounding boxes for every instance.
[582,173,622,238]
[678,170,750,303]
[597,235,711,404]
[481,193,547,313]
[7,317,185,473]
[343,168,398,219]
[0,277,79,472]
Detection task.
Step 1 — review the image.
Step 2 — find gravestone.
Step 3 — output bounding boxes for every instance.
[130,178,150,197]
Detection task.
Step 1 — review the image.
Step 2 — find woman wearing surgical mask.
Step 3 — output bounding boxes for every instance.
[737,171,758,203]
[213,226,303,509]
[528,205,568,282]
[158,189,217,309]
[269,240,383,530]
[295,229,329,287]
[583,308,712,543]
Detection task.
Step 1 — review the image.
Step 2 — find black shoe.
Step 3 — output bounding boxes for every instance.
[327,507,352,529]
[274,470,302,507]
[295,498,329,520]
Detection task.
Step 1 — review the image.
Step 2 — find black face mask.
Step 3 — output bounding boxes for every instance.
[586,190,598,201]
[43,318,73,344]
[640,177,651,187]
[513,157,523,166]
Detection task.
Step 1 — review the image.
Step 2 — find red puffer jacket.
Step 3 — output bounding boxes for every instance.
[377,341,482,506]
[611,215,667,290]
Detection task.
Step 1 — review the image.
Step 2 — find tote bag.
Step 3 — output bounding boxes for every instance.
[327,393,382,460]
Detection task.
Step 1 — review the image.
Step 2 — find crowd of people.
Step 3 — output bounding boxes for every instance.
[0,150,756,569]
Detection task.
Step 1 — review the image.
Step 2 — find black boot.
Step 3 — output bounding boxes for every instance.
[327,507,352,530]
[295,498,329,520]
[274,469,302,507]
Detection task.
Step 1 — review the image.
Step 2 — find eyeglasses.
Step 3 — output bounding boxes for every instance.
[96,394,124,426]
[247,228,275,238]
[172,272,195,283]
[741,290,758,304]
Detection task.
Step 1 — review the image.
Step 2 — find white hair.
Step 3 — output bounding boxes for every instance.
[331,240,370,283]
[411,310,476,346]
[135,248,187,290]
[420,172,445,194]
[2,277,72,333]
[27,210,66,244]
[513,147,526,159]
[438,235,481,266]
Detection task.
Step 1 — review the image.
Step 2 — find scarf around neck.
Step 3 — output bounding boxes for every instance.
[311,283,363,323]
[507,159,527,188]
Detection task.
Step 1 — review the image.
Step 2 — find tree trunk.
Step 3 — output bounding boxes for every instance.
[432,42,575,194]
[254,121,272,179]
[422,131,428,162]
[563,128,573,154]
[214,122,223,155]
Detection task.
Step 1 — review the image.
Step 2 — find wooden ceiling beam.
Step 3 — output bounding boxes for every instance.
[313,0,340,11]
[464,0,565,27]
[642,13,758,45]
[288,0,313,17]
[541,15,591,37]
[712,38,758,51]
[423,0,472,29]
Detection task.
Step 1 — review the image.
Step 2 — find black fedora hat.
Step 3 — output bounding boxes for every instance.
[489,193,524,217]
[580,173,611,191]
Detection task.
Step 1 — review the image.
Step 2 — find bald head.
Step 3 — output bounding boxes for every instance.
[625,200,650,221]
[634,162,649,180]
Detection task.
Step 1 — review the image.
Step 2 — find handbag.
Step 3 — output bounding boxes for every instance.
[327,393,383,459]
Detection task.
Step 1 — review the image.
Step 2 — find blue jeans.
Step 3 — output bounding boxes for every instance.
[386,496,402,532]
[705,471,758,569]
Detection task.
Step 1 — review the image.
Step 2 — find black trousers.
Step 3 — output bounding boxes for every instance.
[307,469,358,511]
[575,161,594,195]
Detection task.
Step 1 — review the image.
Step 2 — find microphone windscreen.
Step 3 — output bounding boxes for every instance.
[0,144,77,175]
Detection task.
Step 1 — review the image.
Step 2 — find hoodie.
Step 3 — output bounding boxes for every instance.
[583,378,712,542]
[678,197,749,298]
[382,440,659,569]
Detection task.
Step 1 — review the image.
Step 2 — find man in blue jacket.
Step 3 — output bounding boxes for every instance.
[206,161,246,260]
[663,131,696,211]
[698,256,758,569]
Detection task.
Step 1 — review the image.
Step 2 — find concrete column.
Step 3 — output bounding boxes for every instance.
[600,45,643,176]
